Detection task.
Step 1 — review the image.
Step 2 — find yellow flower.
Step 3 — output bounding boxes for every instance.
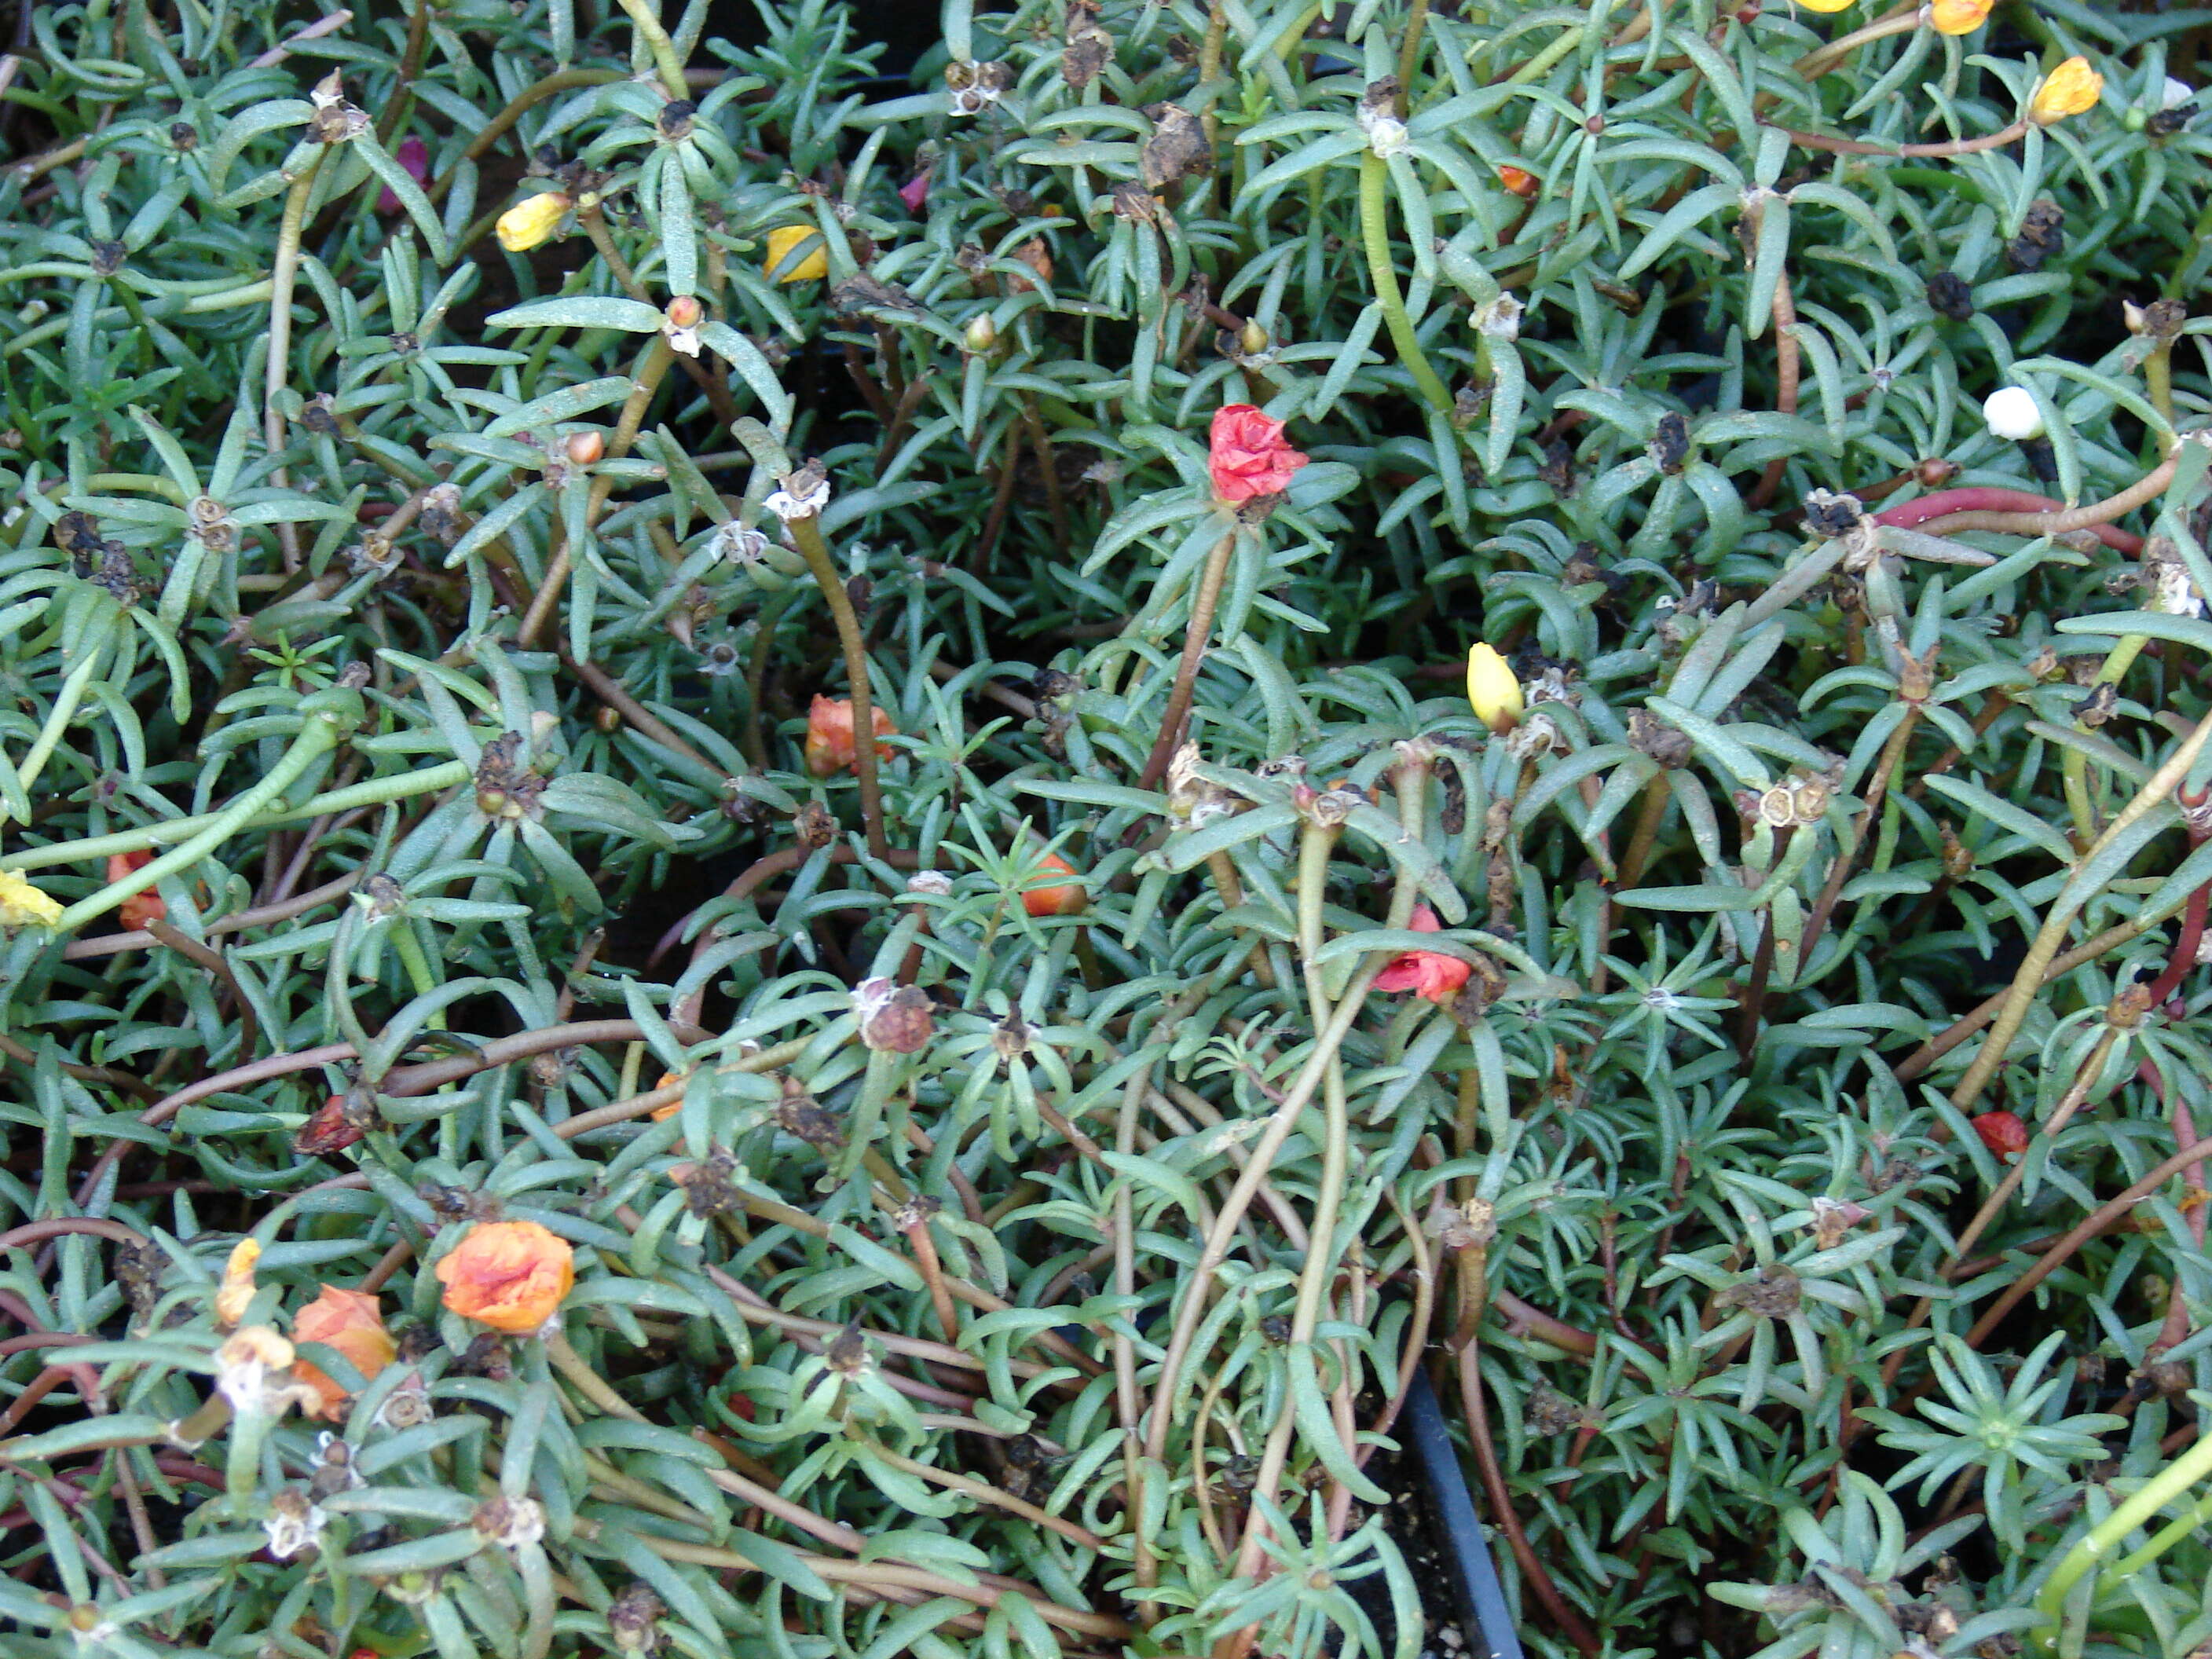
[0,870,62,929]
[1794,0,1855,12]
[215,1237,261,1329]
[2031,57,2103,124]
[496,191,571,253]
[1928,0,1989,34]
[765,225,829,284]
[1466,643,1523,736]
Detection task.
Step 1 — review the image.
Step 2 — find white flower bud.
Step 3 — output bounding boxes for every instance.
[1982,386,2045,442]
[2163,77,2195,111]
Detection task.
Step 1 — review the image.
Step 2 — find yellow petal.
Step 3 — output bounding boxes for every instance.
[1794,0,1855,13]
[496,192,571,253]
[1466,643,1524,736]
[0,870,63,929]
[1928,0,1989,34]
[765,225,829,284]
[2031,57,2103,123]
[215,1237,262,1328]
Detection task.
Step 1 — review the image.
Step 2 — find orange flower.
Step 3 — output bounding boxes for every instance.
[434,1220,575,1335]
[804,695,895,778]
[2030,57,2102,124]
[1496,166,1538,199]
[107,850,165,932]
[1023,851,1086,918]
[649,1069,684,1122]
[1372,906,1472,1005]
[1928,0,1988,34]
[291,1286,396,1419]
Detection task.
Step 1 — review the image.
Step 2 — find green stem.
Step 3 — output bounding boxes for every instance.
[611,0,690,98]
[1951,705,2212,1115]
[1357,155,1454,416]
[10,642,108,815]
[1144,812,1419,1475]
[55,693,362,932]
[2037,1428,2212,1647]
[2061,635,2150,846]
[424,70,625,207]
[2,760,469,875]
[544,1329,650,1422]
[265,149,328,569]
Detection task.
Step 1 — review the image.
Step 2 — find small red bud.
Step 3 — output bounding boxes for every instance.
[1970,1110,2029,1161]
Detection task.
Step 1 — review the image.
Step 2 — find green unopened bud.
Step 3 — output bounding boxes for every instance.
[1239,319,1269,356]
[964,313,998,353]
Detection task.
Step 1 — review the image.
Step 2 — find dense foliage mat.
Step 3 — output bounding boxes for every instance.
[4,0,2212,1655]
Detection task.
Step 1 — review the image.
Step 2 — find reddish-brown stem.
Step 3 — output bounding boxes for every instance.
[1894,917,2152,1081]
[1452,1343,1602,1656]
[1876,488,2144,554]
[1137,526,1240,792]
[1746,268,1799,511]
[1963,1133,2212,1349]
[1771,117,2031,158]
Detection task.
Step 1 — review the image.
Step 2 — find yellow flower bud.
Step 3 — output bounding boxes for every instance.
[1928,0,1989,34]
[496,192,571,253]
[1466,643,1523,735]
[2030,57,2102,124]
[765,225,829,284]
[1794,0,1854,12]
[0,870,62,929]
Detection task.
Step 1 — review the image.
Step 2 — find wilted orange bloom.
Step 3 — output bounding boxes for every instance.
[108,850,165,931]
[804,695,895,778]
[1496,166,1537,199]
[291,1286,396,1419]
[1023,851,1086,918]
[434,1220,575,1335]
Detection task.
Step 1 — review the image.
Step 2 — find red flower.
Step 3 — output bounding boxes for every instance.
[376,136,430,214]
[1372,906,1471,1004]
[1971,1110,2029,1161]
[107,850,165,932]
[1208,405,1308,504]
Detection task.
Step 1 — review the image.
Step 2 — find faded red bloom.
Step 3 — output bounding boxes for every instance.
[295,1093,365,1156]
[1208,405,1308,504]
[899,164,935,214]
[804,695,895,778]
[376,136,430,214]
[291,1285,396,1419]
[108,849,165,932]
[1496,166,1538,199]
[1971,1110,2029,1161]
[1372,906,1472,1004]
[435,1220,575,1335]
[1007,237,1053,295]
